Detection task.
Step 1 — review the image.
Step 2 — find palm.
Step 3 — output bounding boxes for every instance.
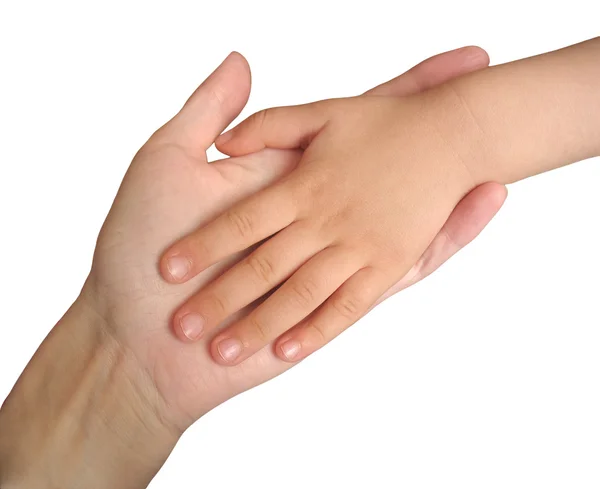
[87,51,504,427]
[92,143,300,423]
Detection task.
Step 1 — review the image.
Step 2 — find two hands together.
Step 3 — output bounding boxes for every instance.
[91,45,505,431]
[160,48,507,366]
[0,46,504,487]
[158,36,600,374]
[6,35,600,487]
[98,46,506,425]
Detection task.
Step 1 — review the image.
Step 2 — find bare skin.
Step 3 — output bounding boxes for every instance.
[0,48,506,488]
[162,37,600,367]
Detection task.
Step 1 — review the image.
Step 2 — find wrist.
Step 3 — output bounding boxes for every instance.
[437,38,600,186]
[0,291,180,488]
[414,85,487,193]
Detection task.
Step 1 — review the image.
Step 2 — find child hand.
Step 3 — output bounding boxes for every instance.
[161,65,494,366]
[82,46,502,428]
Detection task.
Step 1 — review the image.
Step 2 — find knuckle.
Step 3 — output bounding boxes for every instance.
[226,208,254,239]
[331,292,363,319]
[247,254,277,284]
[189,234,211,260]
[248,315,270,341]
[289,279,319,308]
[305,321,327,343]
[288,169,327,206]
[205,293,228,316]
[251,109,270,132]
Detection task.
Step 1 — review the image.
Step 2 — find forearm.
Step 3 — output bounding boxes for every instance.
[440,37,600,184]
[0,291,180,488]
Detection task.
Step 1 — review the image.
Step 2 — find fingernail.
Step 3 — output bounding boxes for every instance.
[180,313,205,341]
[279,339,301,361]
[166,255,191,281]
[217,338,243,363]
[459,47,486,68]
[216,129,234,145]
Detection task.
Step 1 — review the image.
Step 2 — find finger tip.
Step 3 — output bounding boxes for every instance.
[173,321,195,343]
[494,183,509,208]
[477,181,509,208]
[449,45,490,72]
[215,130,234,148]
[227,50,247,64]
[215,138,246,158]
[159,257,177,283]
[229,51,251,85]
[474,46,491,66]
[215,51,251,110]
[160,252,193,283]
[175,312,206,342]
[211,336,244,366]
[462,45,491,67]
[276,338,303,363]
[209,340,226,364]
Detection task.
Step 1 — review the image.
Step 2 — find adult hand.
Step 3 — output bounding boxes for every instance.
[90,47,505,429]
[0,47,505,489]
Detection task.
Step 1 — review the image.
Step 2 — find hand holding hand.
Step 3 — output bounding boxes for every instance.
[161,49,506,368]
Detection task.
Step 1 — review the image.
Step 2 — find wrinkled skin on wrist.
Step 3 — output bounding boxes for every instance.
[0,298,178,488]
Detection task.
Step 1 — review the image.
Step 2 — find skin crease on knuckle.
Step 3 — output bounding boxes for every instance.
[269,107,457,332]
[226,207,255,240]
[288,278,320,309]
[289,292,368,360]
[253,108,271,135]
[274,263,379,360]
[204,292,229,319]
[330,292,363,320]
[174,60,477,357]
[246,253,278,285]
[247,315,271,343]
[290,271,386,356]
[304,321,328,345]
[186,233,211,269]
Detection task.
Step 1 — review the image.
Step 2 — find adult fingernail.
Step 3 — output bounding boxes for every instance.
[180,313,205,341]
[166,256,190,281]
[279,339,301,361]
[459,46,486,68]
[217,338,243,363]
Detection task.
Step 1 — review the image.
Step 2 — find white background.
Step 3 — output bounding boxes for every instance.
[1,1,599,488]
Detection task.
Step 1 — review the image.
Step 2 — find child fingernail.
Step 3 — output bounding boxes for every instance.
[279,339,301,361]
[166,256,190,281]
[217,338,243,363]
[217,129,234,145]
[180,313,205,341]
